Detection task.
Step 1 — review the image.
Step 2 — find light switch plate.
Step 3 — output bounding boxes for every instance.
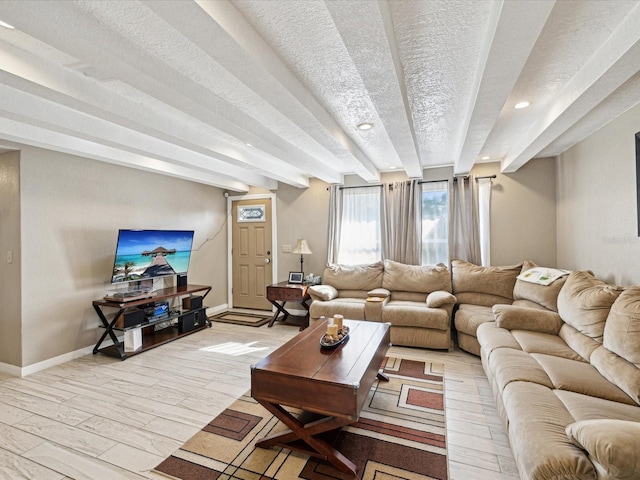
[282,244,291,253]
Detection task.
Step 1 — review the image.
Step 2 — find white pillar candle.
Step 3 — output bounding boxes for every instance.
[333,314,344,330]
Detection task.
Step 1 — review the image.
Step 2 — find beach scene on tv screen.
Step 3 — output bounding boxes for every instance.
[111,230,194,283]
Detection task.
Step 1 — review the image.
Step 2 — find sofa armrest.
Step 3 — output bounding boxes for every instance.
[492,304,563,335]
[308,284,338,301]
[365,293,389,322]
[426,291,457,308]
[566,419,640,480]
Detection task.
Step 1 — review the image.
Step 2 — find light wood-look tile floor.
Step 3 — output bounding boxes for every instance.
[0,321,520,480]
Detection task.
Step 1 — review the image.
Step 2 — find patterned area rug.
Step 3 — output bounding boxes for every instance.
[210,311,272,327]
[154,357,448,480]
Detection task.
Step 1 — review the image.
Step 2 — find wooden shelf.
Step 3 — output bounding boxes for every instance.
[96,322,209,358]
[92,284,211,360]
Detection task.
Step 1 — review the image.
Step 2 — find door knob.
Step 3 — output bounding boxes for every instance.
[265,258,271,264]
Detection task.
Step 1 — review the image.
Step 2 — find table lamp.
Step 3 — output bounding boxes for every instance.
[292,239,312,274]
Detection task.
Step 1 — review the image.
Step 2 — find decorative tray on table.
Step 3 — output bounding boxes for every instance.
[320,326,350,349]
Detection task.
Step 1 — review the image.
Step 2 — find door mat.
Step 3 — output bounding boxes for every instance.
[154,357,448,479]
[210,311,272,327]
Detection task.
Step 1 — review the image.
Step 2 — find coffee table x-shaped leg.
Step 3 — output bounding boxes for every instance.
[254,400,357,475]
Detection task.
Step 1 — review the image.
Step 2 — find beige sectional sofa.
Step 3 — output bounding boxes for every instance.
[452,259,568,356]
[468,268,640,480]
[308,260,456,349]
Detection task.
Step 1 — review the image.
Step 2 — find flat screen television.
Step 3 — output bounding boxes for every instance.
[110,229,195,284]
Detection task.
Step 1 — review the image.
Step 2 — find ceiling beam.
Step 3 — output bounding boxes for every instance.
[0,0,326,187]
[454,0,555,175]
[502,2,640,172]
[0,116,252,191]
[194,0,380,183]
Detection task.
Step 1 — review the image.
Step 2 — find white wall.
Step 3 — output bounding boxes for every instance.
[19,147,228,367]
[557,102,640,285]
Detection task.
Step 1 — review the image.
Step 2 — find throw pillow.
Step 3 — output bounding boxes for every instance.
[308,284,338,301]
[492,304,563,335]
[426,291,457,308]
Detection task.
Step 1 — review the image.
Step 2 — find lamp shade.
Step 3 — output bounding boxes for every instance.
[292,239,312,255]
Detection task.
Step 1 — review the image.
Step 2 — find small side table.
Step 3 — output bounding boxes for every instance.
[266,281,311,330]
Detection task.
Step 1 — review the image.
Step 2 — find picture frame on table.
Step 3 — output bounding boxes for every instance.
[288,272,304,284]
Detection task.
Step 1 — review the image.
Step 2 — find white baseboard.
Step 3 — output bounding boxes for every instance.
[3,303,231,378]
[1,344,96,378]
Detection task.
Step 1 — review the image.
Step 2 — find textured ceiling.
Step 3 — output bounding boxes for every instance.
[0,0,639,191]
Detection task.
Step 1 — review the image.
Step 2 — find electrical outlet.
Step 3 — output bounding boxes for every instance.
[282,244,291,253]
[6,250,13,264]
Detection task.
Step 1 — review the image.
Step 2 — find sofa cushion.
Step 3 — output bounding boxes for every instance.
[476,323,523,355]
[308,284,338,301]
[557,271,623,343]
[309,298,367,321]
[489,348,554,391]
[503,381,596,480]
[367,287,390,298]
[381,301,450,330]
[558,323,602,363]
[382,260,451,293]
[451,259,522,307]
[590,346,640,405]
[566,419,640,480]
[493,304,563,335]
[555,390,640,423]
[513,261,568,312]
[531,353,635,405]
[322,262,384,291]
[603,288,640,367]
[511,330,587,362]
[454,304,494,336]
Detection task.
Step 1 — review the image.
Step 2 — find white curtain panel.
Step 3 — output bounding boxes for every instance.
[477,177,492,266]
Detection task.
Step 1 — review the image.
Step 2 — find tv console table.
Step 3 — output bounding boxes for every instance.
[92,284,211,360]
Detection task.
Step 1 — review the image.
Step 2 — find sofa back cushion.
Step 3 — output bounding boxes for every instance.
[451,259,522,307]
[512,261,568,312]
[382,260,451,293]
[322,262,384,291]
[557,271,623,343]
[603,288,640,367]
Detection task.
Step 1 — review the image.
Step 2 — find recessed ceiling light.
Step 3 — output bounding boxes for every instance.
[514,101,530,109]
[389,166,397,170]
[481,156,490,160]
[245,142,253,147]
[357,122,374,130]
[0,20,15,29]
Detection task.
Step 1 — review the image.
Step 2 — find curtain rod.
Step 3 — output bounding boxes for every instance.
[326,184,384,190]
[418,179,448,184]
[327,174,496,190]
[453,174,497,181]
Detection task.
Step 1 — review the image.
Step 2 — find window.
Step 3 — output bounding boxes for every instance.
[337,186,382,264]
[421,181,449,265]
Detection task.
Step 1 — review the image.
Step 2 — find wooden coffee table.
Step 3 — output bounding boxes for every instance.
[251,318,391,475]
